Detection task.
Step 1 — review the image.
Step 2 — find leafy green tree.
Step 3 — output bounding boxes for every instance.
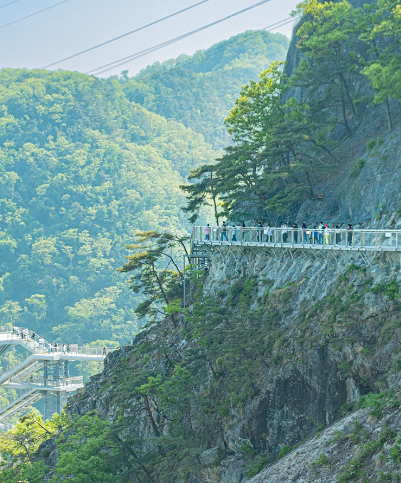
[181,62,335,220]
[49,413,122,483]
[118,231,188,324]
[359,0,401,128]
[293,0,362,138]
[0,410,67,483]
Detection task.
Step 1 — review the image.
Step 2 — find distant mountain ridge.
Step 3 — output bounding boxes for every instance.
[120,30,290,148]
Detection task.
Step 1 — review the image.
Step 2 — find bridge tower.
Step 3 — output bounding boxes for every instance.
[0,329,111,424]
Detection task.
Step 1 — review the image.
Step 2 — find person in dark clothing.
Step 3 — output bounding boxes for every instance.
[335,224,341,245]
[347,224,353,245]
[293,223,299,243]
[302,223,308,243]
[257,221,263,242]
[241,222,246,242]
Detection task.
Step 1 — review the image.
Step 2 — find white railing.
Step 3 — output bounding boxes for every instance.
[0,330,118,357]
[8,376,84,388]
[193,226,401,251]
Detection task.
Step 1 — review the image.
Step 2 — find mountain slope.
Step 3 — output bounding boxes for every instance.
[121,30,290,148]
[0,68,217,344]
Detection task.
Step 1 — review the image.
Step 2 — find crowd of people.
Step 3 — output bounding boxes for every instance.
[204,221,355,245]
[11,325,108,356]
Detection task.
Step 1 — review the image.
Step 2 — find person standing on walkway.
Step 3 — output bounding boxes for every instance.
[335,224,341,245]
[313,225,318,244]
[221,221,228,241]
[324,224,330,245]
[205,224,210,241]
[302,223,308,243]
[266,221,273,243]
[347,224,353,245]
[103,345,107,356]
[318,222,324,244]
[281,223,288,243]
[257,221,263,242]
[232,225,237,242]
[241,222,246,242]
[293,222,299,244]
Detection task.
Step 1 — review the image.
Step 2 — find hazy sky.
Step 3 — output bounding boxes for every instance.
[0,0,301,77]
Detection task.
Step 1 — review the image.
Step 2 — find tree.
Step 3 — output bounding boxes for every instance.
[0,409,67,483]
[49,413,123,483]
[293,0,362,138]
[182,62,336,221]
[180,164,222,225]
[118,231,188,324]
[359,0,401,129]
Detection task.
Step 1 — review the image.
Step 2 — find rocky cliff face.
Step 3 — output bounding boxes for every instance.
[39,243,401,482]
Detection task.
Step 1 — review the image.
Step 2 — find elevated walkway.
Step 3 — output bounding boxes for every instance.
[191,226,401,257]
[0,328,117,422]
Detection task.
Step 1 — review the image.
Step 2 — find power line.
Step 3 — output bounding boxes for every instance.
[0,0,71,30]
[124,18,295,86]
[42,0,213,69]
[0,0,22,9]
[93,16,296,78]
[89,0,276,75]
[263,17,296,31]
[92,13,296,77]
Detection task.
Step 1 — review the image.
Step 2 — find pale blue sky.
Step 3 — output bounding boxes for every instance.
[0,0,301,77]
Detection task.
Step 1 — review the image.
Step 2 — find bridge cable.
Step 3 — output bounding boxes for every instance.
[88,0,276,75]
[42,0,214,69]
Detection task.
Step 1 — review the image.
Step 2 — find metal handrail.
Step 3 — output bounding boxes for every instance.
[8,376,84,388]
[0,330,118,357]
[193,226,401,251]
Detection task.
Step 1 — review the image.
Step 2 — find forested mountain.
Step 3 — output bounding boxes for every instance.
[0,69,217,345]
[121,30,290,148]
[0,30,289,346]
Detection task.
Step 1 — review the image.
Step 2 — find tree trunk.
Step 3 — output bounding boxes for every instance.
[152,263,176,325]
[305,170,314,198]
[144,395,161,438]
[385,96,393,131]
[340,91,353,138]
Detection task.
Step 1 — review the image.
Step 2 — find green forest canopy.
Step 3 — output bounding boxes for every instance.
[0,69,216,345]
[0,30,289,346]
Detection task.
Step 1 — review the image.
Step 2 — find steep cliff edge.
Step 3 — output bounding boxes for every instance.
[37,242,401,482]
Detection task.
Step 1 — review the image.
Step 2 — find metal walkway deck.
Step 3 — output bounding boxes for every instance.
[191,226,401,255]
[0,329,117,422]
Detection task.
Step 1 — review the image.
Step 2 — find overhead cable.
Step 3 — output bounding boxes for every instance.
[0,0,22,9]
[263,17,297,31]
[125,17,295,86]
[42,0,213,69]
[0,0,71,29]
[89,0,274,75]
[93,16,296,77]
